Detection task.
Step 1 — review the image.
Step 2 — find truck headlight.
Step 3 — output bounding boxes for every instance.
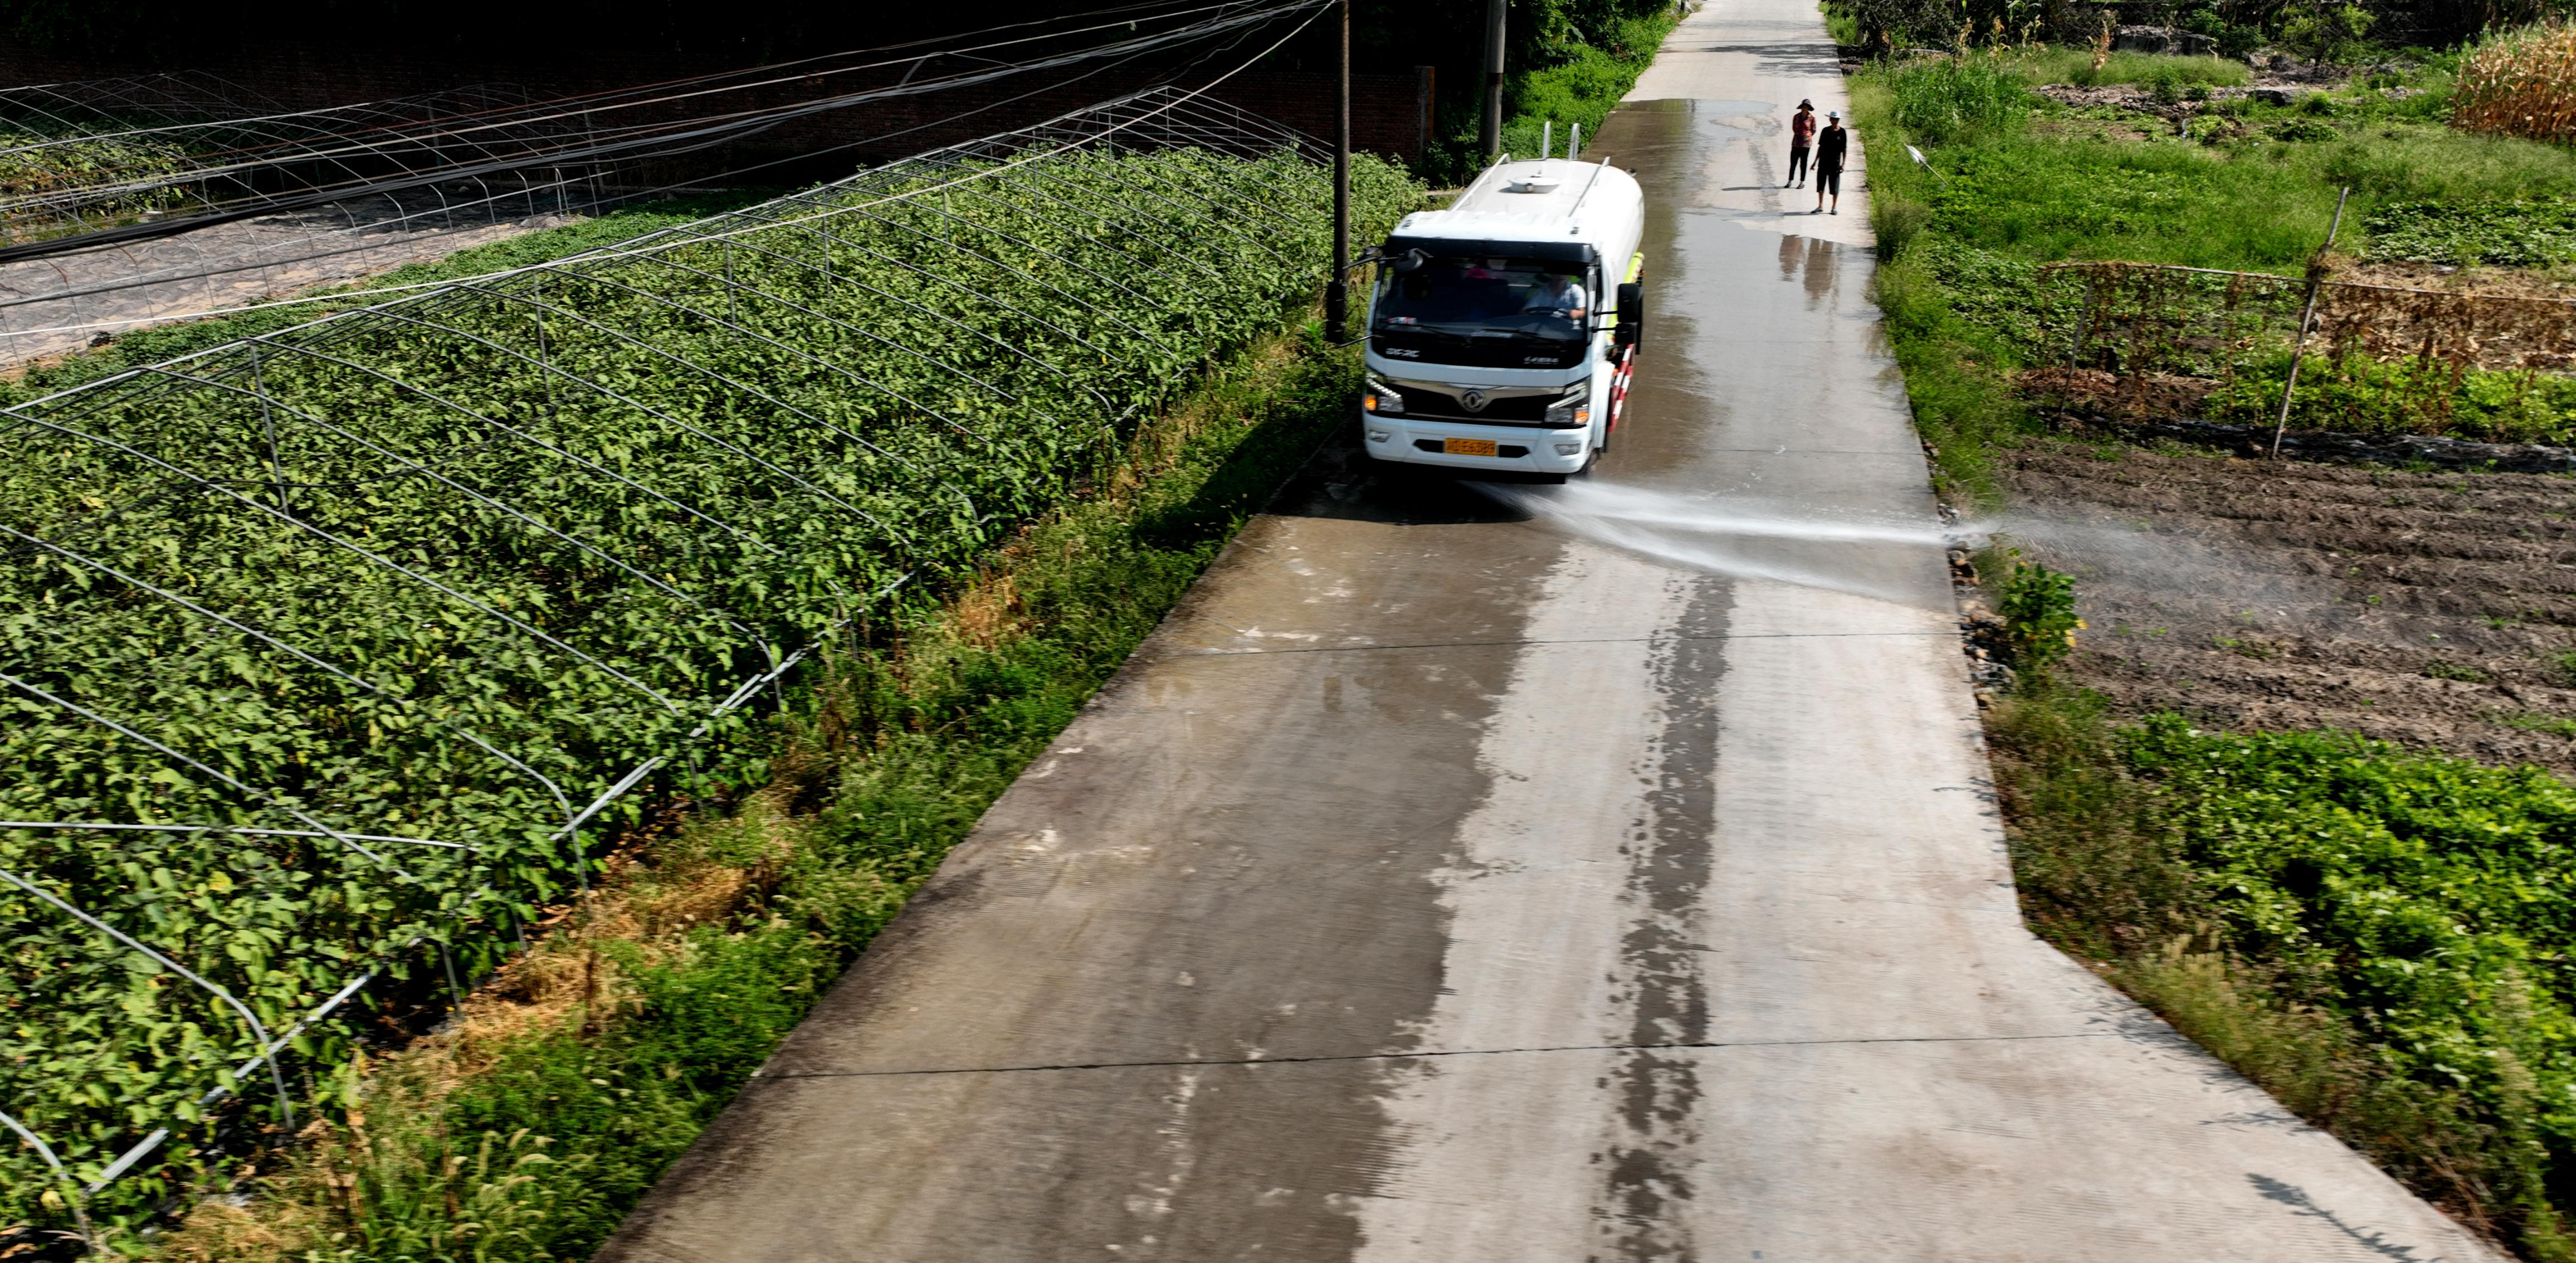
[1364,376,1406,415]
[1544,381,1592,428]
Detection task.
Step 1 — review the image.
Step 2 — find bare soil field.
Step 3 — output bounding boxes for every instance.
[1993,437,2576,776]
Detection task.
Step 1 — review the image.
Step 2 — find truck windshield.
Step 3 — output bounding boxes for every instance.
[1370,255,1590,369]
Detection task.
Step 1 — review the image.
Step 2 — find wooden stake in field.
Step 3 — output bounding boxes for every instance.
[2271,187,2349,459]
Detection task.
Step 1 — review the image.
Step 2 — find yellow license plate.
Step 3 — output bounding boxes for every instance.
[1443,438,1500,457]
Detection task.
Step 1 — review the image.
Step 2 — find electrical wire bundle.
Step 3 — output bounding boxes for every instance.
[0,0,1323,264]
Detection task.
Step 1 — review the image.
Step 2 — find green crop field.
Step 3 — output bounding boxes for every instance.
[0,103,1414,1232]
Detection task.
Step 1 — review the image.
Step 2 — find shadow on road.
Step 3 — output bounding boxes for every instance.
[1266,429,1546,526]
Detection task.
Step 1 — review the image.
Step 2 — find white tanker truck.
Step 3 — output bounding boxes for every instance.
[1359,143,1645,480]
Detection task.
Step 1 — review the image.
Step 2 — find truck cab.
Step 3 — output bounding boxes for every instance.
[1360,155,1645,479]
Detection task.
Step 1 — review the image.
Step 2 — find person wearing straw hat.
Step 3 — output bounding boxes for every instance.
[1784,99,1815,189]
[1813,109,1848,215]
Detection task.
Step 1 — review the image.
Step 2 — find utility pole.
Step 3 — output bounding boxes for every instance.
[1481,0,1506,161]
[1327,0,1352,337]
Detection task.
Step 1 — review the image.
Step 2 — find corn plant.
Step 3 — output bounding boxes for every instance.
[2456,20,2576,147]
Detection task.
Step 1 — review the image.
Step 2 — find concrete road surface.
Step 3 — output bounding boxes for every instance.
[595,3,2502,1260]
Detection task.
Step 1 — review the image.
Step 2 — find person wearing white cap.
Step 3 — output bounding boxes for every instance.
[1784,99,1815,189]
[1813,109,1848,215]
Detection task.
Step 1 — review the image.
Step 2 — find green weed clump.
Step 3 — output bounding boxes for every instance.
[1888,55,2032,146]
[2365,197,2576,266]
[1997,557,2081,674]
[1846,70,2035,504]
[2007,47,2251,90]
[1992,688,2576,1257]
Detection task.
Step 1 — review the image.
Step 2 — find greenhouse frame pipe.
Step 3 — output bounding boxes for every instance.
[823,198,1165,366]
[0,2,1261,162]
[705,227,1122,426]
[940,161,1313,349]
[0,1106,90,1245]
[0,2,1323,266]
[0,82,1328,362]
[30,541,904,1191]
[0,175,603,315]
[0,81,1310,430]
[20,402,684,718]
[957,163,1237,282]
[508,261,996,522]
[1065,145,1313,252]
[361,295,877,555]
[231,335,772,645]
[0,867,298,1130]
[957,165,1264,289]
[729,190,1139,367]
[729,221,1123,421]
[543,564,920,851]
[528,257,999,464]
[136,353,759,648]
[0,524,568,820]
[1042,134,1318,235]
[423,282,925,556]
[0,821,471,850]
[691,228,1113,436]
[616,241,1068,443]
[0,673,406,873]
[852,175,1179,349]
[1032,148,1302,265]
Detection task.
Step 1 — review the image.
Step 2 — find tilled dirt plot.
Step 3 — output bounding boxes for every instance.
[1992,438,2576,776]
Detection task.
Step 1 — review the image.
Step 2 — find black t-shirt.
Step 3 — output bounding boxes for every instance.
[1816,125,1848,172]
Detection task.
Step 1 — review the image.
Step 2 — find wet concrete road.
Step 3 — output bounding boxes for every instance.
[595,2,2502,1259]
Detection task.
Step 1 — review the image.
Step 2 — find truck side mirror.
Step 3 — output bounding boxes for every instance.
[1614,281,1644,350]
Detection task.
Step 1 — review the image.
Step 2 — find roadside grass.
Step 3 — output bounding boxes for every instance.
[2004,47,2252,89]
[1850,69,2033,506]
[147,319,1363,1263]
[0,192,772,402]
[1910,118,2576,271]
[1989,684,2576,1259]
[1859,49,2576,277]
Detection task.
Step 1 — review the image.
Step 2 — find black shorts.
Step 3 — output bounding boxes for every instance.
[1817,168,1842,196]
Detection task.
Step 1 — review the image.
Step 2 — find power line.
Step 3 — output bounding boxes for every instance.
[0,0,1306,266]
[0,0,1329,359]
